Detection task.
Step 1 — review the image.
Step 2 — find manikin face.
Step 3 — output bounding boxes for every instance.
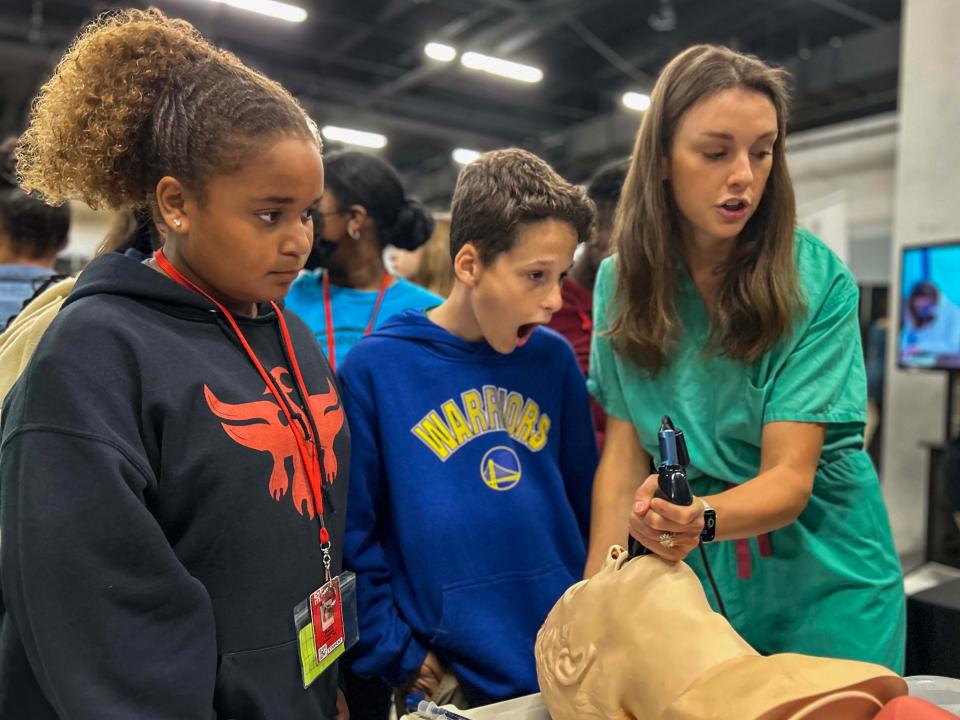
[535,546,905,720]
[470,217,577,354]
[162,135,323,315]
[537,546,755,720]
[668,88,778,249]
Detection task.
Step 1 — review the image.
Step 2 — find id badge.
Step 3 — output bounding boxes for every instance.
[293,571,359,689]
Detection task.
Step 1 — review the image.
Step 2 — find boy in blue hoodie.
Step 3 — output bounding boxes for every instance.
[339,148,598,710]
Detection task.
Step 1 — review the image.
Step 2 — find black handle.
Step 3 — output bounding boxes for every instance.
[627,466,694,557]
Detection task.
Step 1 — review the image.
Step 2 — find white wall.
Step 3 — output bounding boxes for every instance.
[787,114,896,285]
[882,0,960,556]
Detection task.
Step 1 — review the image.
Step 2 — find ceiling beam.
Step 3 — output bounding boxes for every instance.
[356,0,614,109]
[299,95,514,150]
[807,0,885,29]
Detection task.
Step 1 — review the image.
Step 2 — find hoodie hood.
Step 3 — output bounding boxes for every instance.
[371,308,552,361]
[65,251,280,321]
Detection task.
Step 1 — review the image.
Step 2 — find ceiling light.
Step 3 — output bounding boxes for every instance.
[460,52,543,83]
[210,0,307,23]
[452,148,481,165]
[622,91,651,112]
[648,0,677,32]
[321,125,387,149]
[424,42,457,62]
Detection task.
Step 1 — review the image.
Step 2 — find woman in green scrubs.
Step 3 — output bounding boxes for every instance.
[586,44,905,672]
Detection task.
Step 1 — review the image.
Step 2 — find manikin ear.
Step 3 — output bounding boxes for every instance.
[453,242,482,287]
[155,176,192,236]
[555,643,598,687]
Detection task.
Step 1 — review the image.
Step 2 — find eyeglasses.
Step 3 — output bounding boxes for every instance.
[311,209,351,239]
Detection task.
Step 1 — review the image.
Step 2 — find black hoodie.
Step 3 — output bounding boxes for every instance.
[0,252,350,719]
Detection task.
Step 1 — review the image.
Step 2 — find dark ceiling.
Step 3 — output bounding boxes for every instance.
[0,0,901,191]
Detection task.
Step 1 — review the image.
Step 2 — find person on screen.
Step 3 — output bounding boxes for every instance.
[901,281,960,359]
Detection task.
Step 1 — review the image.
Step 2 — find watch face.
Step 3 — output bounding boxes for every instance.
[701,509,717,542]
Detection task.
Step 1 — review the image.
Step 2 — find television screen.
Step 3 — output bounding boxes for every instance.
[899,241,960,370]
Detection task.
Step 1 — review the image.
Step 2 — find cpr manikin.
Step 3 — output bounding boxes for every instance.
[536,545,907,720]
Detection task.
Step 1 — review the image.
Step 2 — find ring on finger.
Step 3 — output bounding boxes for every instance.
[658,531,676,548]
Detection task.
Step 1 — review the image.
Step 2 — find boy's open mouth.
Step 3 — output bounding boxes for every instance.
[516,323,538,346]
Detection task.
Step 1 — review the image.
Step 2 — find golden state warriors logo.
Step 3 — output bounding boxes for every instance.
[480,446,522,491]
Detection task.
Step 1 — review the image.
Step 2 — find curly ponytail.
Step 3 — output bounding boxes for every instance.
[18,8,316,212]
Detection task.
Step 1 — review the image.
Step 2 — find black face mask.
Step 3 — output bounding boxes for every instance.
[304,238,340,271]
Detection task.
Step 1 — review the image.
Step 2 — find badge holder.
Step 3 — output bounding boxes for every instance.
[293,537,359,688]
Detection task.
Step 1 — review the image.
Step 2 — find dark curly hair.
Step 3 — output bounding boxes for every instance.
[449,148,595,264]
[16,7,317,212]
[0,137,69,260]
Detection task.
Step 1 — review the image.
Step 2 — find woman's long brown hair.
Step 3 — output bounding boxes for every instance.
[609,44,803,375]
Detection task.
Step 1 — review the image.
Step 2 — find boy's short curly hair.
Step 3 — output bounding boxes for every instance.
[449,149,595,264]
[16,7,317,212]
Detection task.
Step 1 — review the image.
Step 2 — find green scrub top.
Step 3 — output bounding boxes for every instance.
[589,228,905,672]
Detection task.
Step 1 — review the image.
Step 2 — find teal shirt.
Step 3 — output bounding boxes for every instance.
[589,228,905,671]
[285,272,442,367]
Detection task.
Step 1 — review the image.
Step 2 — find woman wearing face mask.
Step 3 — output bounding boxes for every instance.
[900,280,960,359]
[286,151,440,370]
[586,44,905,673]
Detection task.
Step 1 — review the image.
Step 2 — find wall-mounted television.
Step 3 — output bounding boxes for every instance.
[899,240,960,370]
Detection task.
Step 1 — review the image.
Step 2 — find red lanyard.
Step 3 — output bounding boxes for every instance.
[322,270,391,372]
[153,249,331,546]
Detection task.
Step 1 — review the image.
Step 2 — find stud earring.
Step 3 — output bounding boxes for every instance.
[348,227,360,240]
[173,218,182,228]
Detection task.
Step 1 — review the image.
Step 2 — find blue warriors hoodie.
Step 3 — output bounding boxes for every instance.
[0,252,350,720]
[339,309,597,703]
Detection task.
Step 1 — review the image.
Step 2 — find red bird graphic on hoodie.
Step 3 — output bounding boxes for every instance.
[204,367,344,518]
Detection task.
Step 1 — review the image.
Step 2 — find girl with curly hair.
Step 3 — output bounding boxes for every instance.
[2,9,349,719]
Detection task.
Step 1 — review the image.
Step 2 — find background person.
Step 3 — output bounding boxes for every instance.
[547,157,629,450]
[389,212,455,298]
[0,136,70,325]
[285,151,439,370]
[900,280,960,359]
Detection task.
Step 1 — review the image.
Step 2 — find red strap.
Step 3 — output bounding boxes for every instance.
[365,272,392,336]
[735,538,752,580]
[322,272,337,372]
[153,249,327,537]
[576,306,592,333]
[734,533,774,580]
[721,480,773,580]
[322,271,391,372]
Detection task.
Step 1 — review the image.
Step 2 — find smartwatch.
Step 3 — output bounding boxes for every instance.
[700,499,717,543]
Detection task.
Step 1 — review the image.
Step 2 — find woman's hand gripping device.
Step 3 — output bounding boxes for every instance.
[628,416,693,558]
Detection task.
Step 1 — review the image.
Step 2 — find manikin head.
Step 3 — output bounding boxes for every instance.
[536,546,906,720]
